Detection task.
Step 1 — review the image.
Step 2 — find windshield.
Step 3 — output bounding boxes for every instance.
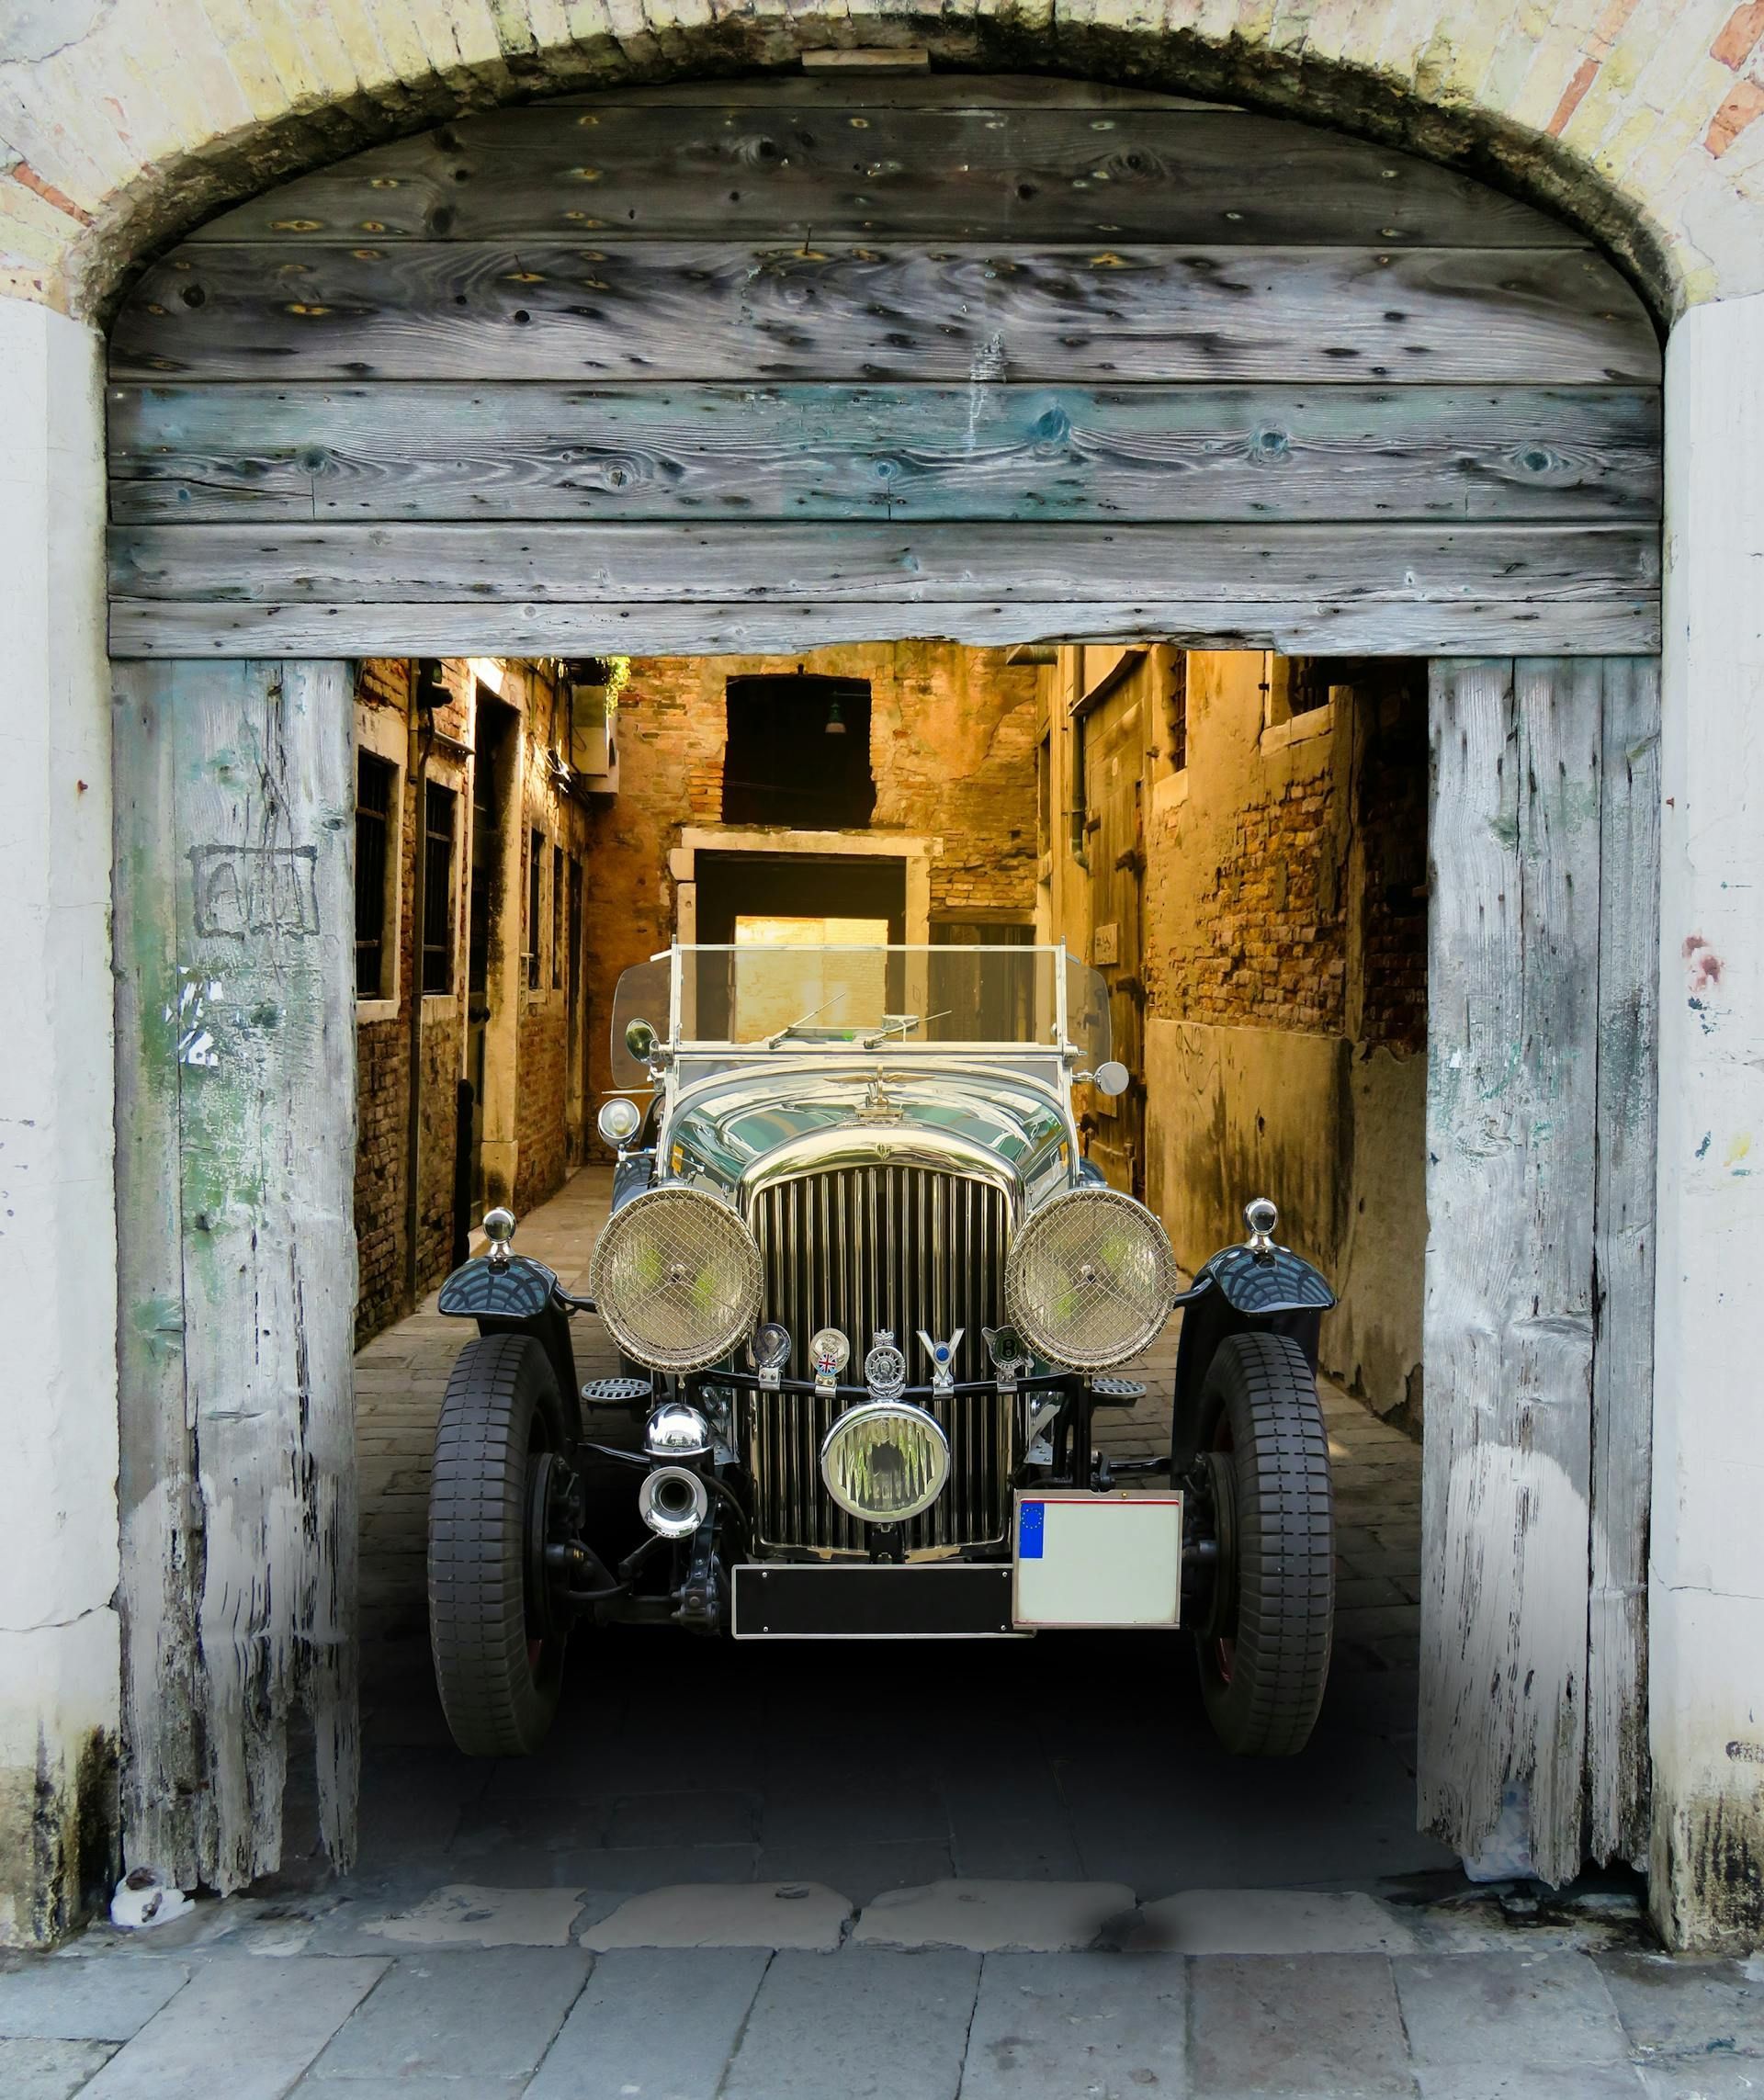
[612,944,1110,1071]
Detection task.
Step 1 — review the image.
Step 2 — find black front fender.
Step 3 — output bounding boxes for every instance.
[1170,1244,1336,1472]
[437,1254,581,1441]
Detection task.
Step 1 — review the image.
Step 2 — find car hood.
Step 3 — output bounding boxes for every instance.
[661,1058,1075,1210]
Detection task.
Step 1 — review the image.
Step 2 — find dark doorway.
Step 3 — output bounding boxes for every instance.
[722,674,876,827]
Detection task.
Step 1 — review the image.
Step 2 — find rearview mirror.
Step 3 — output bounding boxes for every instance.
[1094,1060,1130,1098]
[624,1017,657,1062]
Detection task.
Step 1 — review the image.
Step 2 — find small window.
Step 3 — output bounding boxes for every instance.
[551,841,565,991]
[723,674,875,827]
[526,828,544,990]
[422,782,456,994]
[1165,655,1189,774]
[355,750,396,1000]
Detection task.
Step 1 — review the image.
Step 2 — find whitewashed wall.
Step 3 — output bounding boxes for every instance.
[0,300,119,1945]
[1651,291,1764,1950]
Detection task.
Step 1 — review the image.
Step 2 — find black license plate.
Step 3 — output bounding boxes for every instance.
[730,1563,1021,1638]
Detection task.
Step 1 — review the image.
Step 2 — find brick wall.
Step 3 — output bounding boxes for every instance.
[1152,774,1349,1033]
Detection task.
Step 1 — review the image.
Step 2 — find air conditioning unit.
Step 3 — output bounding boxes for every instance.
[570,680,618,794]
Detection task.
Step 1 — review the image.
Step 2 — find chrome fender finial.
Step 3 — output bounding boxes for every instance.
[482,1206,516,1270]
[1244,1197,1279,1258]
[916,1327,966,1395]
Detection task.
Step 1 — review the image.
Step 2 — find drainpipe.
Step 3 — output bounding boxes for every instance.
[404,672,430,1310]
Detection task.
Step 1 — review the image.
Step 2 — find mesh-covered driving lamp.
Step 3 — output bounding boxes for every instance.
[1003,1186,1178,1371]
[588,1184,763,1372]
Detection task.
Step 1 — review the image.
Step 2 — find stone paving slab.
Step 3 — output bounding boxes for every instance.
[1125,1888,1419,1955]
[1598,1952,1764,2061]
[1412,2072,1648,2099]
[75,1957,386,2100]
[359,1883,589,1947]
[0,2036,119,2098]
[1190,1952,1416,2098]
[0,1959,189,2040]
[526,1947,770,2100]
[1394,1952,1632,2069]
[298,1947,587,2084]
[581,1880,853,1950]
[720,1947,981,2100]
[851,1878,1135,1952]
[960,1949,1187,2099]
[1635,2061,1764,2097]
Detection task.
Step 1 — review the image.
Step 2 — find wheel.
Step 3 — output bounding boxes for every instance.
[427,1333,571,1756]
[1193,1330,1334,1756]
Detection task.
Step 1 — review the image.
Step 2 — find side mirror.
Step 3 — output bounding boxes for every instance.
[624,1016,657,1062]
[1093,1060,1131,1098]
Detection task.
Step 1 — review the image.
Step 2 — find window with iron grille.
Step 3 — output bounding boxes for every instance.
[422,782,456,994]
[526,828,544,990]
[1166,654,1189,773]
[355,750,396,999]
[551,841,565,991]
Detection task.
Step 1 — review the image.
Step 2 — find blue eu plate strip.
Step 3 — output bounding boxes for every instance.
[1018,1500,1045,1560]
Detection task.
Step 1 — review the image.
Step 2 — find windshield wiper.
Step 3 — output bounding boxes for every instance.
[860,1009,952,1049]
[762,991,847,1048]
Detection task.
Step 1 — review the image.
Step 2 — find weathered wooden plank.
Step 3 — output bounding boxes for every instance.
[1588,656,1660,1868]
[112,665,202,1888]
[109,242,1659,386]
[186,105,1582,248]
[1420,656,1603,1887]
[107,381,1662,525]
[113,660,359,1893]
[107,594,1662,660]
[107,520,1661,606]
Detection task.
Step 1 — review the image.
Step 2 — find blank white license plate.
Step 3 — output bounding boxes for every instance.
[1011,1489,1183,1630]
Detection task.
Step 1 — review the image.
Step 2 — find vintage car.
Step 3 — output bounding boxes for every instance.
[425,943,1337,1760]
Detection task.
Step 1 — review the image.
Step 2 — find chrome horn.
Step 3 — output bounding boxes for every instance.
[638,1464,710,1539]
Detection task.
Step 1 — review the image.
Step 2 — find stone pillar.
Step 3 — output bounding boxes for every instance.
[1651,288,1764,1951]
[0,299,119,1945]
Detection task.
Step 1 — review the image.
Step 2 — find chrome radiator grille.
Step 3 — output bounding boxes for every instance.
[744,1164,1014,1555]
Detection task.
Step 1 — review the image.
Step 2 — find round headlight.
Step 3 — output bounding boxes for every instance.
[588,1185,763,1372]
[1004,1187,1178,1371]
[597,1096,643,1147]
[820,1401,950,1523]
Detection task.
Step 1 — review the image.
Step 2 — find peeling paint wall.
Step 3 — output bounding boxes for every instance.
[1652,291,1764,1950]
[0,300,119,1948]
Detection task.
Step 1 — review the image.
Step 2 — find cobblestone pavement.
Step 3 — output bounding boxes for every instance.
[9,1169,1757,2096]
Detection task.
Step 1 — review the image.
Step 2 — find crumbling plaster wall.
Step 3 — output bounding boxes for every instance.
[581,642,1038,1119]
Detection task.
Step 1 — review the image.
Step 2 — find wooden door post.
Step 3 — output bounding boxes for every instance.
[1422,656,1659,1884]
[113,659,357,1891]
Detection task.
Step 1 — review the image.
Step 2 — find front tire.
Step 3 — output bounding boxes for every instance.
[1193,1331,1334,1756]
[427,1333,569,1756]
